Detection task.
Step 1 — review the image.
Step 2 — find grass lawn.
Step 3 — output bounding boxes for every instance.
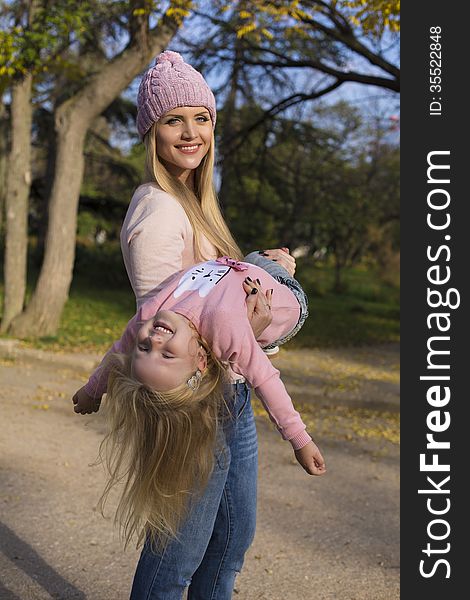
[291,259,400,348]
[0,255,399,353]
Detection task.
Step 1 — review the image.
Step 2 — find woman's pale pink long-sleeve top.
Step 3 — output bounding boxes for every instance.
[120,182,218,310]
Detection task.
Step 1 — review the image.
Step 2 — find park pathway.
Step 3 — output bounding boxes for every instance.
[0,343,399,600]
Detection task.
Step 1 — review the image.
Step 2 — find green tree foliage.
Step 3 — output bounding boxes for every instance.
[228,0,400,38]
[219,100,399,290]
[195,0,399,92]
[183,0,399,238]
[0,0,92,91]
[340,0,400,36]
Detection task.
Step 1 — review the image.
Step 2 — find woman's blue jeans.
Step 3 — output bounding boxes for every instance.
[129,382,258,600]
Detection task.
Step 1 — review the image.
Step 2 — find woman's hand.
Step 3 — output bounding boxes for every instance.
[243,277,273,340]
[260,247,296,276]
[72,386,102,415]
[294,440,326,476]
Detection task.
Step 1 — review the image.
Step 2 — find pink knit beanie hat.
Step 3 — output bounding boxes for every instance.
[136,50,216,139]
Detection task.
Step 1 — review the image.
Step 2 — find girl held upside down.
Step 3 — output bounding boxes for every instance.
[73,253,326,554]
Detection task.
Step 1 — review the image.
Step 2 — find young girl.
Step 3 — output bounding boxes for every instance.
[73,255,325,575]
[74,50,304,599]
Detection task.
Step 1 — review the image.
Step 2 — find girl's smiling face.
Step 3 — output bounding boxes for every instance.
[132,310,207,392]
[155,106,212,180]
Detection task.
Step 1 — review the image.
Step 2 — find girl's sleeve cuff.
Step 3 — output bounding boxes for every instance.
[288,429,313,450]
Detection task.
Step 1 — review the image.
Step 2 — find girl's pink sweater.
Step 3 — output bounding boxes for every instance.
[84,260,312,450]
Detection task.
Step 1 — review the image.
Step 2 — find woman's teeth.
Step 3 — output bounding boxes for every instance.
[178,145,199,153]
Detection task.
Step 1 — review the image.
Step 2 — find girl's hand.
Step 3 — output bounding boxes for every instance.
[294,440,326,476]
[260,247,296,277]
[243,277,273,340]
[72,386,102,414]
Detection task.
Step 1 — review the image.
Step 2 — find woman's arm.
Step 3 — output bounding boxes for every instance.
[243,248,295,348]
[121,190,189,306]
[255,247,296,276]
[243,279,273,340]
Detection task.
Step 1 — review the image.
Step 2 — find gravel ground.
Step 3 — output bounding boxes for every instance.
[0,342,399,600]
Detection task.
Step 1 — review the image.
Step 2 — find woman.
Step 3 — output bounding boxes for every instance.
[76,50,298,599]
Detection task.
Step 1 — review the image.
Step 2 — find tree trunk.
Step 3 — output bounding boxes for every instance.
[8,17,179,337]
[0,100,9,234]
[33,110,56,269]
[1,73,33,332]
[8,117,86,336]
[218,37,244,207]
[333,254,344,293]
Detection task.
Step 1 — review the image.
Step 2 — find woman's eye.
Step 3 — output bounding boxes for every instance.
[196,116,209,122]
[162,354,173,359]
[166,118,180,125]
[138,344,149,353]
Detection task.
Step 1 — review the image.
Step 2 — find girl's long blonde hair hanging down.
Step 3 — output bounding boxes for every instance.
[144,125,243,262]
[97,337,231,552]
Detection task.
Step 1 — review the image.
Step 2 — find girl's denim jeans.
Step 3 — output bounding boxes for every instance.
[129,382,258,600]
[243,251,309,350]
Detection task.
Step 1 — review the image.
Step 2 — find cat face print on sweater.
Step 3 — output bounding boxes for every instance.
[173,261,231,298]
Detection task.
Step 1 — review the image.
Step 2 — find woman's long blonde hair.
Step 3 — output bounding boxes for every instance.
[144,123,243,261]
[97,338,232,552]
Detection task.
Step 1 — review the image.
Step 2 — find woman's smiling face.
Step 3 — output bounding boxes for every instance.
[155,106,212,179]
[132,310,207,392]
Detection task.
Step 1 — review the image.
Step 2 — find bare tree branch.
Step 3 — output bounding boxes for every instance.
[291,7,399,79]
[219,79,344,159]
[189,6,399,91]
[238,53,398,91]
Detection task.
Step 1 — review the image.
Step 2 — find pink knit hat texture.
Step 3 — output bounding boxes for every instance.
[136,50,216,139]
